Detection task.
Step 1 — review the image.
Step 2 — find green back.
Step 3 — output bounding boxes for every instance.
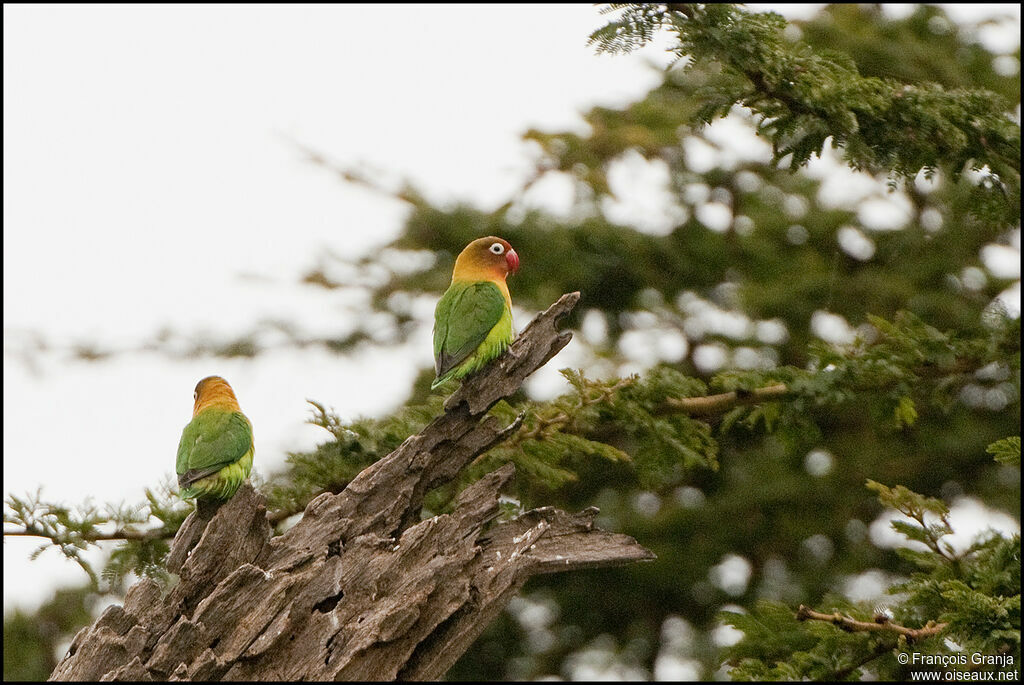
[433,280,508,378]
[176,408,253,488]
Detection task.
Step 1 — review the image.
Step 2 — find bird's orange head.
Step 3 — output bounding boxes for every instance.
[451,236,520,283]
[193,376,241,416]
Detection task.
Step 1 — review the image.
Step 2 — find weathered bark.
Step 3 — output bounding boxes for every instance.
[50,292,654,682]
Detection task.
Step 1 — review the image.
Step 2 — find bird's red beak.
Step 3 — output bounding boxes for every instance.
[505,248,520,275]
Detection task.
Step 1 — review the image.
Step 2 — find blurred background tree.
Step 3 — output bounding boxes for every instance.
[4,3,1019,681]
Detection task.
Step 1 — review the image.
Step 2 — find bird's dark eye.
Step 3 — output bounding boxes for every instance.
[194,391,198,401]
[490,243,504,254]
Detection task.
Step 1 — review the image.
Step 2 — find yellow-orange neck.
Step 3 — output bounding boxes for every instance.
[452,254,506,281]
[453,266,510,304]
[194,385,241,416]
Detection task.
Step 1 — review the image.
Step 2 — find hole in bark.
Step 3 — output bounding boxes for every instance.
[313,590,345,614]
[327,540,342,557]
[398,599,474,679]
[209,637,221,650]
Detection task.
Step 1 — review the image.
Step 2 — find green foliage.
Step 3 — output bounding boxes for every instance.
[866,479,955,560]
[988,436,1021,466]
[3,583,99,681]
[722,461,1020,680]
[586,3,675,55]
[798,5,1020,103]
[263,397,447,515]
[724,598,894,681]
[102,536,172,589]
[590,4,1019,228]
[272,311,1013,520]
[3,482,187,588]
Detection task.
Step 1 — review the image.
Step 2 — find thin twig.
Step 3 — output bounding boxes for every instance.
[6,503,308,544]
[4,524,169,543]
[796,605,947,642]
[662,383,790,415]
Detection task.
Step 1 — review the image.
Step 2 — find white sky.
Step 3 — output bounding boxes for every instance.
[3,4,1019,616]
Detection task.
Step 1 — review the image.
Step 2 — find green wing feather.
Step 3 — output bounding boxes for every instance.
[434,281,507,377]
[176,409,253,498]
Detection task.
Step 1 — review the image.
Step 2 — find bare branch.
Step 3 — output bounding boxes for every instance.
[796,605,948,642]
[3,525,168,543]
[662,383,790,416]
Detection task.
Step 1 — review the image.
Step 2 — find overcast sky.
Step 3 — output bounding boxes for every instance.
[4,4,1020,616]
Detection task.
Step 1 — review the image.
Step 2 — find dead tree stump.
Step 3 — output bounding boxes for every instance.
[50,292,655,681]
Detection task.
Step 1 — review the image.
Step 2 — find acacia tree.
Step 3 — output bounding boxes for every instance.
[4,3,1020,681]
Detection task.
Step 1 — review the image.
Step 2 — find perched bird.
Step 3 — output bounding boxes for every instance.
[432,236,520,389]
[176,376,254,501]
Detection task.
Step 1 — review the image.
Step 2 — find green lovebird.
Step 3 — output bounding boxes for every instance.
[432,236,520,389]
[176,376,254,501]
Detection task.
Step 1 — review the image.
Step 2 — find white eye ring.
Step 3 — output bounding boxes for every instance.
[490,243,504,254]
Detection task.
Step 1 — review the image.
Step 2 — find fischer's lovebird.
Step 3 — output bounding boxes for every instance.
[176,376,254,501]
[432,236,520,389]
